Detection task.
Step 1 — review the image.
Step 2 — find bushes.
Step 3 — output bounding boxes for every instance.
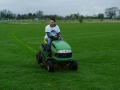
[78,15,83,23]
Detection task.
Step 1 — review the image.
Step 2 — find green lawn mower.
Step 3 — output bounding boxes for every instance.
[36,35,78,72]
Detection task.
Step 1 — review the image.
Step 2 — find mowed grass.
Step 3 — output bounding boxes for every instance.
[0,23,120,90]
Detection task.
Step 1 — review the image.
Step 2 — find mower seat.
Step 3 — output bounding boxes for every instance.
[44,36,47,44]
[44,35,61,45]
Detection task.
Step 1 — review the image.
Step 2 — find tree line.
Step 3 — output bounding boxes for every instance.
[0,7,120,20]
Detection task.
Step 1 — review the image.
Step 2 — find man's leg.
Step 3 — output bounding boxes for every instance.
[46,38,52,52]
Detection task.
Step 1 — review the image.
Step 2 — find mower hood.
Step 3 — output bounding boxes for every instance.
[52,40,71,50]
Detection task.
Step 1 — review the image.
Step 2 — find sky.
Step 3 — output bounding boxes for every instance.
[0,0,120,16]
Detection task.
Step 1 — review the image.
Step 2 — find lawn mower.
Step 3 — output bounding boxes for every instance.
[36,35,78,72]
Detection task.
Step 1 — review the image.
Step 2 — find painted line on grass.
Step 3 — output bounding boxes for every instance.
[12,30,37,53]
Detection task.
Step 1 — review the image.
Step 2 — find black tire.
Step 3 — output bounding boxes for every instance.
[46,61,54,72]
[41,52,46,66]
[70,60,78,70]
[36,52,42,64]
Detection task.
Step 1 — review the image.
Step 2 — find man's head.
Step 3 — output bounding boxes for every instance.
[50,19,56,27]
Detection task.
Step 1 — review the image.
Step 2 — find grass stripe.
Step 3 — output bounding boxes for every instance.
[12,30,37,53]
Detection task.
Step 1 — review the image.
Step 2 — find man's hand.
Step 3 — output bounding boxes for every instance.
[52,34,57,36]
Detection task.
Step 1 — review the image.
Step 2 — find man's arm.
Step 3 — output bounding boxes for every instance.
[56,25,60,33]
[45,26,51,38]
[46,32,59,38]
[57,32,60,36]
[46,32,51,38]
[56,25,61,36]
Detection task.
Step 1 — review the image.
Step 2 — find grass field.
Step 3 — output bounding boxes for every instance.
[0,22,120,90]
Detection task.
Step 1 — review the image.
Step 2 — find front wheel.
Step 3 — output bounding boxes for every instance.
[36,52,42,64]
[70,60,78,70]
[46,61,54,72]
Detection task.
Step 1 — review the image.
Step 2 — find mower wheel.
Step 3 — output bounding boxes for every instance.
[46,61,54,72]
[70,60,78,70]
[36,52,42,64]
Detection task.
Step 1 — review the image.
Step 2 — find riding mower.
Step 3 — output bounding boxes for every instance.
[36,35,78,72]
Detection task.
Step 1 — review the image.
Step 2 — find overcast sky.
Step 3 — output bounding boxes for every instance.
[0,0,120,16]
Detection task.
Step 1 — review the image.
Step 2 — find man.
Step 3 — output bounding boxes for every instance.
[45,18,62,53]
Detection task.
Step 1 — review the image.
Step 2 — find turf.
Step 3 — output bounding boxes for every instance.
[0,23,120,90]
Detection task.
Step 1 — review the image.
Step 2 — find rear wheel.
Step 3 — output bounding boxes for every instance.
[70,60,78,70]
[36,52,42,64]
[46,61,54,72]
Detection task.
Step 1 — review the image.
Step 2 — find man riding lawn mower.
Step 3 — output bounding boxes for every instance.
[36,19,78,72]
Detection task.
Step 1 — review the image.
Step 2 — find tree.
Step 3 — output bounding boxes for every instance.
[0,9,7,19]
[105,7,119,19]
[53,15,58,19]
[0,11,1,19]
[65,15,70,20]
[78,15,83,23]
[98,13,104,21]
[36,10,43,19]
[0,9,15,19]
[28,13,33,19]
[118,10,120,20]
[7,10,14,19]
[17,14,21,20]
[21,14,29,19]
[70,14,76,20]
[33,13,37,19]
[119,10,120,15]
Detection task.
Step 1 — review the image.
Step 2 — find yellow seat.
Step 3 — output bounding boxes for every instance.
[44,35,61,44]
[44,36,47,44]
